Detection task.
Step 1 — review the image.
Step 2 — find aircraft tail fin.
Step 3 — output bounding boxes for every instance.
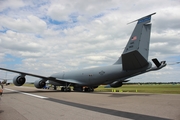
[114,13,156,70]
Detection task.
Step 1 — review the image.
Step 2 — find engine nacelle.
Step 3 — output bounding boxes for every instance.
[34,79,46,89]
[110,82,123,88]
[13,75,26,86]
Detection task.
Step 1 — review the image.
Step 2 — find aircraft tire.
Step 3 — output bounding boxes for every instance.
[61,87,71,92]
[54,86,57,90]
[84,87,94,92]
[73,86,83,92]
[61,87,65,92]
[84,87,89,92]
[66,87,71,92]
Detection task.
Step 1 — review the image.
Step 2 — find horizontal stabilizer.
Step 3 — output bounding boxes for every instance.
[148,58,166,71]
[152,58,161,67]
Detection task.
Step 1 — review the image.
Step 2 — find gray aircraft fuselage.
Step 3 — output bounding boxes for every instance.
[50,63,151,86]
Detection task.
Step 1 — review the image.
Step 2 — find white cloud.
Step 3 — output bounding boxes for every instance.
[0,0,25,12]
[0,15,47,33]
[0,30,43,53]
[47,4,70,21]
[0,0,180,83]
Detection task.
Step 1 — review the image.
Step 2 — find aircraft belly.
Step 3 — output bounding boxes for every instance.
[49,64,149,86]
[50,65,144,86]
[63,70,90,85]
[50,65,123,86]
[87,65,124,85]
[49,80,64,86]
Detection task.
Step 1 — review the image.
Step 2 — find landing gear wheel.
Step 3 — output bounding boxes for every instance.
[61,87,65,92]
[61,87,71,92]
[84,87,89,92]
[84,87,94,92]
[73,86,83,92]
[54,86,57,90]
[91,88,94,92]
[66,87,71,92]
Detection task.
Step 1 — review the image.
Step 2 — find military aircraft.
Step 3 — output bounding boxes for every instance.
[0,13,166,92]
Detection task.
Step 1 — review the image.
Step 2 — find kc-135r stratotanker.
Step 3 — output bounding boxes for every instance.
[0,13,166,92]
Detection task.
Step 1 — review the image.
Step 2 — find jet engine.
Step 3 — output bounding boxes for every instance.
[13,75,26,86]
[110,82,123,88]
[34,79,46,89]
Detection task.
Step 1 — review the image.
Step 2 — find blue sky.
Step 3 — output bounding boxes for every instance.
[2,54,22,67]
[0,0,180,82]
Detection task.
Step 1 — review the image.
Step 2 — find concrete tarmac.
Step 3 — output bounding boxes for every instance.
[0,86,180,120]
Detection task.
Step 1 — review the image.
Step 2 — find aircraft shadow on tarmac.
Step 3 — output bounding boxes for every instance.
[0,110,4,114]
[92,92,152,97]
[46,97,170,120]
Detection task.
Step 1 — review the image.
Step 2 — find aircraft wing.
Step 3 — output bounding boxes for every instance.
[0,67,83,85]
[0,67,49,79]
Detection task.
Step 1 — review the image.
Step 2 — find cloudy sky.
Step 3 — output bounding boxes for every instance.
[0,0,180,83]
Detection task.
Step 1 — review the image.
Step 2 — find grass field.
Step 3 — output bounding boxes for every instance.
[95,84,180,94]
[10,83,180,94]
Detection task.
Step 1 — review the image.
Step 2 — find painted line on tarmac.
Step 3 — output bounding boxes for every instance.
[14,86,37,89]
[5,88,48,99]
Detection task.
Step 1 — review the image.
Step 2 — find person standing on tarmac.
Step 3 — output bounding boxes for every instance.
[0,81,3,96]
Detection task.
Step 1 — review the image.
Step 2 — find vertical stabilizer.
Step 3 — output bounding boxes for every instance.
[114,13,156,70]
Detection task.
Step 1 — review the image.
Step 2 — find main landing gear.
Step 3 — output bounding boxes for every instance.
[73,86,94,92]
[84,87,94,92]
[60,83,71,92]
[53,83,96,92]
[61,86,71,92]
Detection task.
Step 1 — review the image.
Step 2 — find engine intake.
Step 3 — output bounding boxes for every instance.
[13,75,26,86]
[34,79,46,89]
